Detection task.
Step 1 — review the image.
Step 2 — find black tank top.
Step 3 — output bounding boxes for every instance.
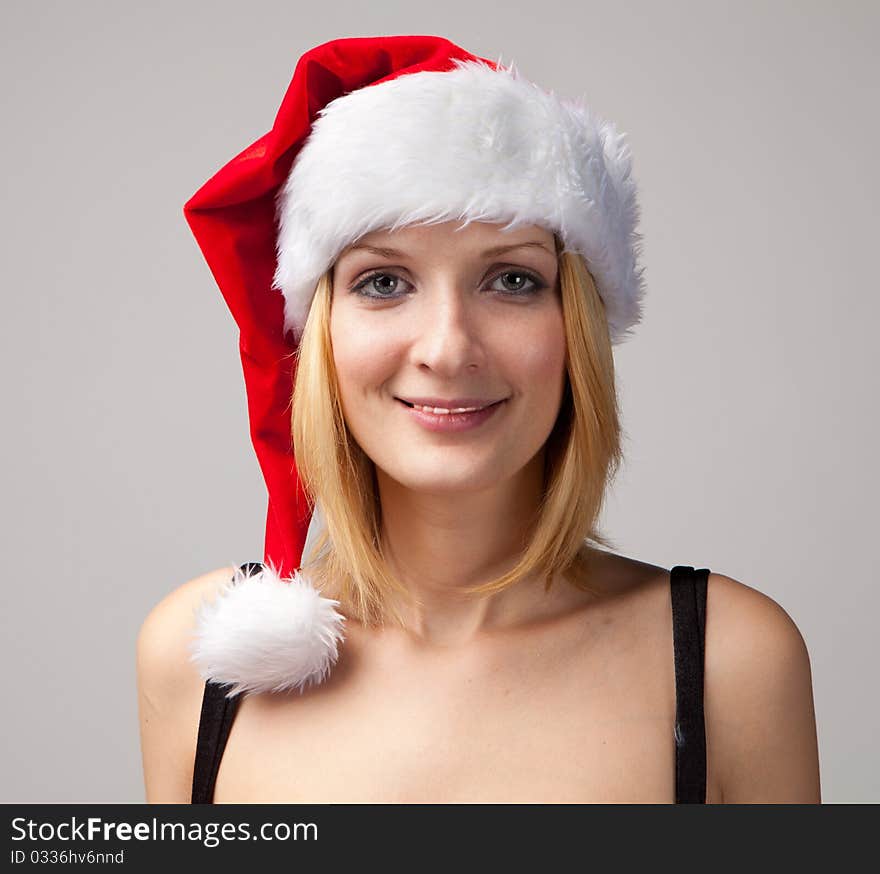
[191,563,709,803]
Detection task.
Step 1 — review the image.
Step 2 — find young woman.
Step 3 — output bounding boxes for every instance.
[136,35,821,804]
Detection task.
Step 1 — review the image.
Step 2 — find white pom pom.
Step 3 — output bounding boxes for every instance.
[188,562,346,697]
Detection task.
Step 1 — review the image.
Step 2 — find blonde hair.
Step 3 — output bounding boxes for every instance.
[291,234,624,627]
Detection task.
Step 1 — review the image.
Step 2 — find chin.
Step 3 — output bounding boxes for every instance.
[388,466,503,494]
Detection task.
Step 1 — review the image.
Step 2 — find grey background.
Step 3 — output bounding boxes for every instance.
[2,0,876,802]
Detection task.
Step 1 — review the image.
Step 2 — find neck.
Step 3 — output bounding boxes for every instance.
[374,451,552,645]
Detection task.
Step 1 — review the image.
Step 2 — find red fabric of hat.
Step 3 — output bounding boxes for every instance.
[183,36,496,580]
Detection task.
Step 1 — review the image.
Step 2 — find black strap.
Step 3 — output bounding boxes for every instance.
[190,562,264,804]
[670,565,709,803]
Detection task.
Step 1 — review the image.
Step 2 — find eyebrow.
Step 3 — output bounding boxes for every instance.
[342,240,556,260]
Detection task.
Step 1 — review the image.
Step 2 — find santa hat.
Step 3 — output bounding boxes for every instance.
[184,34,646,697]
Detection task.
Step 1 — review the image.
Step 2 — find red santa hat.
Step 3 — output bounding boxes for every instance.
[184,35,645,697]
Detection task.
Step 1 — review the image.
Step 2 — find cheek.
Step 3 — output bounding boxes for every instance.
[511,307,567,391]
[330,306,398,395]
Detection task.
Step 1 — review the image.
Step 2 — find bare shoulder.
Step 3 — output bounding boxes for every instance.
[136,565,237,803]
[136,565,237,684]
[703,571,821,803]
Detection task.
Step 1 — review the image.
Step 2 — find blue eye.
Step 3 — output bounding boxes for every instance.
[350,268,547,299]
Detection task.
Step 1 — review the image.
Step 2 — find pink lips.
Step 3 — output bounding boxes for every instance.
[397,398,507,433]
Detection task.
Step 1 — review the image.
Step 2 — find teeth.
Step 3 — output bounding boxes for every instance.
[411,403,485,414]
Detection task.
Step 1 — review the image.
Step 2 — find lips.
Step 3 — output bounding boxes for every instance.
[396,397,507,433]
[395,397,507,412]
[397,399,500,413]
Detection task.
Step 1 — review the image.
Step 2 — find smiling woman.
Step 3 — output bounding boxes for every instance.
[137,34,820,806]
[293,219,621,631]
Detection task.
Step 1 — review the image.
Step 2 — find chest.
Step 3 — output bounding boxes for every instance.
[212,612,717,803]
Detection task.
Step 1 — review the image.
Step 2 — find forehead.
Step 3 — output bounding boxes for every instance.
[338,220,558,260]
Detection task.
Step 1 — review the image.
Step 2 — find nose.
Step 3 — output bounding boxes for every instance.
[408,284,489,373]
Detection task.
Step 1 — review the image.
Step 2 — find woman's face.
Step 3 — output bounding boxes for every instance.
[329,220,567,495]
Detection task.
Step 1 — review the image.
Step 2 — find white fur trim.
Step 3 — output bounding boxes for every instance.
[273,57,646,345]
[188,562,346,698]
